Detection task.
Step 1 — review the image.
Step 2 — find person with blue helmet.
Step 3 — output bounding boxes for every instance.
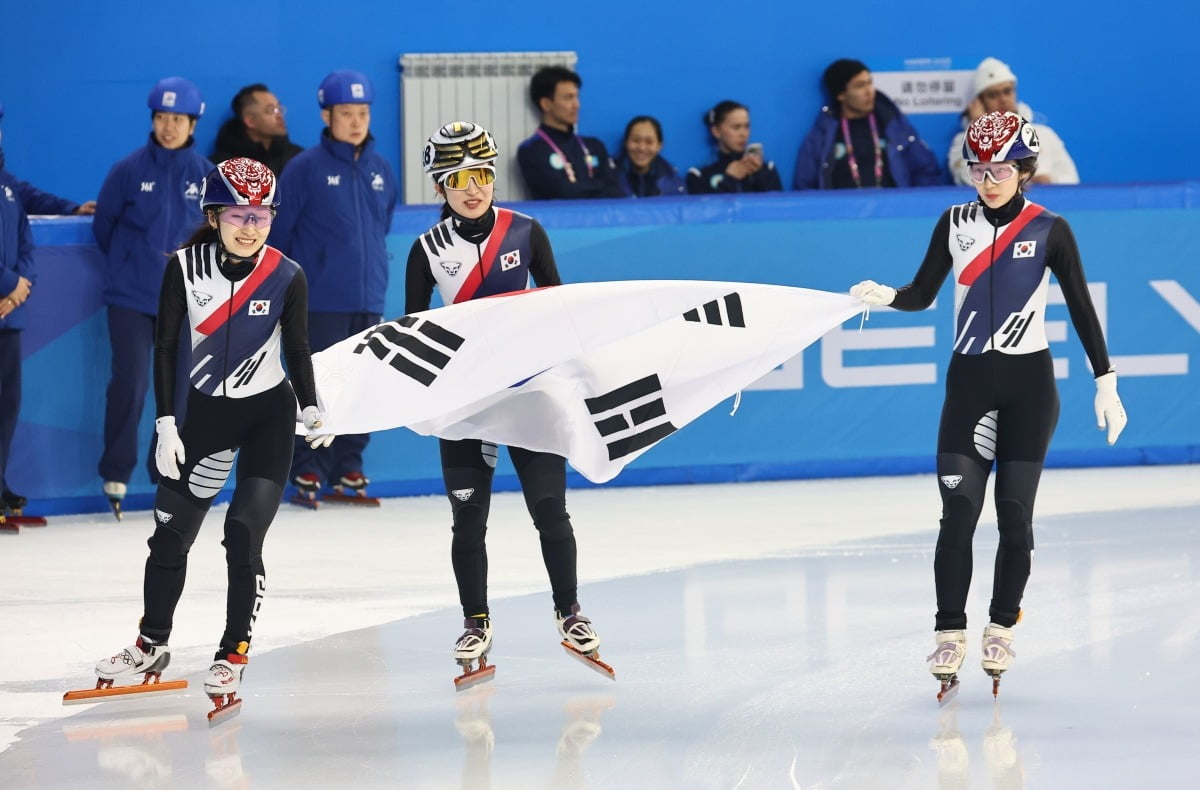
[92,77,213,518]
[94,157,330,716]
[0,102,96,215]
[272,69,397,506]
[848,111,1127,701]
[0,102,37,519]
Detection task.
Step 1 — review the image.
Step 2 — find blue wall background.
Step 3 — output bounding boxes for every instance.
[2,0,1199,203]
[20,183,1200,515]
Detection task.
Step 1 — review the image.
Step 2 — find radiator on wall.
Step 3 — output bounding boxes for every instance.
[398,51,578,205]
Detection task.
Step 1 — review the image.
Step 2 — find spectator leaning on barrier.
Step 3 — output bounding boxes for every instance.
[212,83,304,177]
[92,77,212,515]
[0,109,36,518]
[516,66,624,200]
[272,69,397,505]
[0,102,95,215]
[793,59,943,190]
[613,115,685,198]
[947,58,1079,186]
[687,100,783,194]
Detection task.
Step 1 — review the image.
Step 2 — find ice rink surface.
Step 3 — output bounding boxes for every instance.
[1,465,1197,788]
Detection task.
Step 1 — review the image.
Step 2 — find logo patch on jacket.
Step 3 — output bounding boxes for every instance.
[439,261,461,276]
[500,250,520,271]
[249,300,270,315]
[955,233,975,251]
[192,290,213,307]
[1013,240,1037,258]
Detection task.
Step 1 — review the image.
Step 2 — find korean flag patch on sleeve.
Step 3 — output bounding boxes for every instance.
[500,250,521,271]
[249,300,270,315]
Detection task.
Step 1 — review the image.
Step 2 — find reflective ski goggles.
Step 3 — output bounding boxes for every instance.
[439,166,496,190]
[218,207,276,228]
[967,162,1018,184]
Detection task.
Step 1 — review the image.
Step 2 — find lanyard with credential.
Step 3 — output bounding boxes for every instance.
[536,128,594,183]
[840,113,883,188]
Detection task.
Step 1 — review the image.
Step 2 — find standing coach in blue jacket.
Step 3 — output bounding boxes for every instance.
[272,69,397,504]
[92,77,211,517]
[793,59,943,190]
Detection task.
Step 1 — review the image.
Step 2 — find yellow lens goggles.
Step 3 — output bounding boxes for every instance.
[441,167,496,190]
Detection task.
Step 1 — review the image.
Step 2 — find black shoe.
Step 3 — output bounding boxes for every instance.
[2,490,27,512]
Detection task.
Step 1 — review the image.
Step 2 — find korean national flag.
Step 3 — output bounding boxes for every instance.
[249,300,270,316]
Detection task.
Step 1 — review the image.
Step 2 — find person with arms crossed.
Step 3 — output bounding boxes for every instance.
[849,111,1126,701]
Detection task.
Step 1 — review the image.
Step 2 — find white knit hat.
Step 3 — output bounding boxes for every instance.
[973,57,1018,96]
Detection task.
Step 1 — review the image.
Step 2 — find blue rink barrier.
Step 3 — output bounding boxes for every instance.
[24,183,1200,516]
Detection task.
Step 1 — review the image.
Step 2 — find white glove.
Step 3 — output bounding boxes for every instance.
[1094,371,1127,446]
[849,280,897,306]
[154,416,186,480]
[301,405,334,449]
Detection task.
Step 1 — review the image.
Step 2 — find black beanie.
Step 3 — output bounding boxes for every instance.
[823,59,870,100]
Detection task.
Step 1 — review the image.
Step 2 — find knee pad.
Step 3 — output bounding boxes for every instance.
[532,497,573,542]
[451,504,488,552]
[147,487,206,560]
[996,498,1034,551]
[223,478,280,561]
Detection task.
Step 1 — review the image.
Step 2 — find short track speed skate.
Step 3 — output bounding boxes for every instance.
[65,637,187,704]
[981,623,1015,698]
[453,617,496,691]
[103,481,126,521]
[928,629,967,705]
[2,490,46,527]
[557,604,614,681]
[205,651,249,726]
[322,472,381,506]
[289,473,321,510]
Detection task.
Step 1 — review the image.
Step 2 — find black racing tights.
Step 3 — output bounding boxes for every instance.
[138,382,293,655]
[933,350,1059,631]
[440,438,579,618]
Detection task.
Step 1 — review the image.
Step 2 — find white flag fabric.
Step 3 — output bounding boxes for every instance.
[304,280,862,483]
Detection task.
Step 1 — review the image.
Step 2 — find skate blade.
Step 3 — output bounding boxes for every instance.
[6,515,47,526]
[561,642,615,681]
[108,501,124,521]
[454,663,496,691]
[936,677,960,706]
[63,679,188,705]
[322,492,381,507]
[207,695,242,727]
[288,494,320,510]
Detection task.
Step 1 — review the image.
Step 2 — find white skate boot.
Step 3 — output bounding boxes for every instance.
[557,604,614,680]
[205,650,249,724]
[927,629,966,704]
[453,616,495,691]
[95,636,171,683]
[556,604,601,654]
[981,623,1015,697]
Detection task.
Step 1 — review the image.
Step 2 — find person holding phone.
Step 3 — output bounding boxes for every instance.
[686,100,782,194]
[848,112,1126,699]
[793,59,943,190]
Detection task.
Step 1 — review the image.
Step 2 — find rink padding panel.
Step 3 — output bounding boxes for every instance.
[23,183,1200,515]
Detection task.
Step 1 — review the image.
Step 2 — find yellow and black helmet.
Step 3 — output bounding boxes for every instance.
[422,121,499,179]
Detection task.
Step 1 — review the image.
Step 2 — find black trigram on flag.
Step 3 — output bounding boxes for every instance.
[683,292,745,327]
[585,374,678,461]
[353,316,465,386]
